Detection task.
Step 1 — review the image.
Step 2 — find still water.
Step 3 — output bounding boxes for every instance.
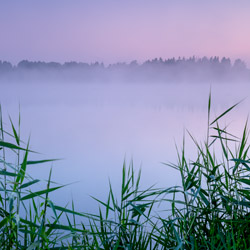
[0,81,249,212]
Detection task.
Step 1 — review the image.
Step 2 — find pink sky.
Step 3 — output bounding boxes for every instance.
[0,1,250,66]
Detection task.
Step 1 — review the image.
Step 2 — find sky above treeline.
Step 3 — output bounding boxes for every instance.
[1,1,250,66]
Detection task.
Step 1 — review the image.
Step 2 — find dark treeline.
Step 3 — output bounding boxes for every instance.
[0,56,249,83]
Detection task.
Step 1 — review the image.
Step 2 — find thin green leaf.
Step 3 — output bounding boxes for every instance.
[26,159,60,165]
[210,102,240,125]
[19,179,40,189]
[9,116,20,145]
[21,185,64,200]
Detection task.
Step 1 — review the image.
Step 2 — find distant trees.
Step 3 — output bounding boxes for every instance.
[18,60,61,70]
[0,57,249,83]
[221,57,231,68]
[0,61,12,72]
[1,57,247,71]
[234,59,246,70]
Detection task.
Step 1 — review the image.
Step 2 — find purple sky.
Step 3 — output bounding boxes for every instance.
[1,1,250,65]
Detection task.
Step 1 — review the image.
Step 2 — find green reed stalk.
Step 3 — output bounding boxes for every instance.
[1,94,250,249]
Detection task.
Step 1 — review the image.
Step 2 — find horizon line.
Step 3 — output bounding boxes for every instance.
[0,56,246,67]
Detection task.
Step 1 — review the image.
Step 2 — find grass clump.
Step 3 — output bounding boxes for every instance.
[0,107,90,249]
[1,94,250,249]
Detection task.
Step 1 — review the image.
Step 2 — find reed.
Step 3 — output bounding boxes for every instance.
[1,94,250,249]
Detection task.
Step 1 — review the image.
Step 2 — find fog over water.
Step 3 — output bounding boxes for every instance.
[0,79,250,212]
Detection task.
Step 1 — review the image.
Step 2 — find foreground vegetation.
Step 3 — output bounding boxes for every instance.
[1,95,250,249]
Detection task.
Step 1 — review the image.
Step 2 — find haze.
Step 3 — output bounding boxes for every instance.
[1,1,250,66]
[1,0,250,213]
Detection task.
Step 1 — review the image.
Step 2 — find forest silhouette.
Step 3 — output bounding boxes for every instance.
[0,56,249,83]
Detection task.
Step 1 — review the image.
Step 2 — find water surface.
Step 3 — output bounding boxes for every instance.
[0,81,249,212]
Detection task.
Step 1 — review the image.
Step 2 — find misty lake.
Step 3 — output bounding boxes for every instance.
[0,81,249,212]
